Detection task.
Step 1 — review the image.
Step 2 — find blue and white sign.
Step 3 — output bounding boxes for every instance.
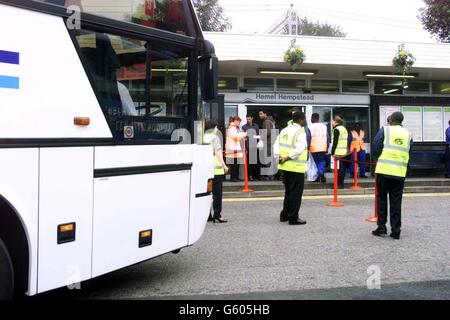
[0,49,20,89]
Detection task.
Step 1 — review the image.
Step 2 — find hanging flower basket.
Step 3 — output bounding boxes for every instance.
[392,49,415,74]
[284,46,306,70]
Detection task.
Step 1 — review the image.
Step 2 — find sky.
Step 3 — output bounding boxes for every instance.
[219,0,435,43]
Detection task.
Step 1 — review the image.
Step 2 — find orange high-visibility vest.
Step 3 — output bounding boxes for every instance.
[309,123,328,153]
[225,124,245,158]
[351,130,366,152]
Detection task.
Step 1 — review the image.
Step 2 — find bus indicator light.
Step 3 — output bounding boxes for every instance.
[57,222,76,244]
[139,229,153,248]
[74,117,90,126]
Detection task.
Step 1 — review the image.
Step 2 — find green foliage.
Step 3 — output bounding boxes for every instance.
[392,50,416,74]
[419,0,450,43]
[284,47,306,69]
[285,16,347,37]
[192,0,231,32]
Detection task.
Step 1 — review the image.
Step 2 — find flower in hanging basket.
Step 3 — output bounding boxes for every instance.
[284,46,306,69]
[393,50,415,74]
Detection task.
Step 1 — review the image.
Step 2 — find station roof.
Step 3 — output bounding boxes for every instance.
[204,32,450,80]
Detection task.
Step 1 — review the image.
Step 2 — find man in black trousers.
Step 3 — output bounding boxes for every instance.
[372,112,413,240]
[274,111,308,225]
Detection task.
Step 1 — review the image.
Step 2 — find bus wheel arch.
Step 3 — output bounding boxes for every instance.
[0,238,14,299]
[0,195,30,298]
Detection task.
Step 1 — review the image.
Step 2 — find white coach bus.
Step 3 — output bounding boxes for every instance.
[0,0,218,298]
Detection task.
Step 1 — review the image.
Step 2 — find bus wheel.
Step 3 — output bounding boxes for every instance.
[0,238,14,300]
[172,249,181,254]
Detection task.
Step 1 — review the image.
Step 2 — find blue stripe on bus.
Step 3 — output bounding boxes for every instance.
[0,50,20,65]
[0,75,19,89]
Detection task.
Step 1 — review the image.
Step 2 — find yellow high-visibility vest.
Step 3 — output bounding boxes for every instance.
[204,133,225,176]
[277,124,308,173]
[332,126,348,156]
[375,125,411,178]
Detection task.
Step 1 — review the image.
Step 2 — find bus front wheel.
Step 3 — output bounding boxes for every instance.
[0,238,14,300]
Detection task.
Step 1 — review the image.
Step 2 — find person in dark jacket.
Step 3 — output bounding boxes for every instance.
[372,112,413,240]
[259,111,276,180]
[445,120,450,179]
[242,115,260,181]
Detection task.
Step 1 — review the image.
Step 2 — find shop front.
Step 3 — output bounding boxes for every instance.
[223,92,371,152]
[205,32,450,176]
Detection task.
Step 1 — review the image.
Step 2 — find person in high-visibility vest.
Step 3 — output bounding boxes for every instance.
[273,111,308,226]
[309,113,330,183]
[204,120,229,223]
[349,123,368,179]
[372,112,413,240]
[331,114,351,189]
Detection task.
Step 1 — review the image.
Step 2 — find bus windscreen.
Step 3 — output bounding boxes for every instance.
[36,0,193,36]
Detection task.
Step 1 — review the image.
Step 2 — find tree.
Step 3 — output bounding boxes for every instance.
[419,0,450,43]
[285,16,346,37]
[192,0,231,32]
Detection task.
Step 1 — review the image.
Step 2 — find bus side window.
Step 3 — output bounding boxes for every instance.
[81,33,124,117]
[73,28,191,142]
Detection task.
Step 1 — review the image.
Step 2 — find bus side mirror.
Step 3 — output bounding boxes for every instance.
[199,55,218,101]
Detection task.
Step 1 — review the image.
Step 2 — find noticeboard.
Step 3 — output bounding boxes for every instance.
[402,106,423,142]
[423,107,443,142]
[445,108,450,138]
[379,105,450,142]
[379,105,401,128]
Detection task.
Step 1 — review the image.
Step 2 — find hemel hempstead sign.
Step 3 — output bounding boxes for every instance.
[255,93,315,102]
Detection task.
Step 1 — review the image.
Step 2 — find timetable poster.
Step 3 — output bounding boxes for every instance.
[402,106,423,142]
[379,105,401,127]
[423,107,443,141]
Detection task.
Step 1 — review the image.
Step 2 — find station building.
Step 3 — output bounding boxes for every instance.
[204,32,450,175]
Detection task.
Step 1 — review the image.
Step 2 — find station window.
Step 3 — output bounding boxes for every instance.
[73,29,190,142]
[342,80,369,93]
[403,81,430,95]
[225,105,238,128]
[311,80,340,93]
[432,82,450,95]
[375,80,430,95]
[243,78,274,92]
[374,80,403,95]
[218,77,238,91]
[334,107,370,137]
[276,79,305,91]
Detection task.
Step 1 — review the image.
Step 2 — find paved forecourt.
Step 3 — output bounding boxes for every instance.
[36,193,450,299]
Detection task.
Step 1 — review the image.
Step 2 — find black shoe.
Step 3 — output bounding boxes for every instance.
[359,175,368,179]
[280,216,289,222]
[207,215,213,222]
[390,233,400,240]
[213,217,228,223]
[230,179,239,183]
[372,226,387,237]
[289,219,307,225]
